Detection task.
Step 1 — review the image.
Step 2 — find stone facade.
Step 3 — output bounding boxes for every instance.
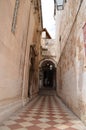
[56,0,86,124]
[0,0,42,123]
[40,29,57,62]
[39,29,57,89]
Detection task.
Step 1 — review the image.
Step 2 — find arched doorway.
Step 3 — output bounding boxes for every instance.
[39,60,56,89]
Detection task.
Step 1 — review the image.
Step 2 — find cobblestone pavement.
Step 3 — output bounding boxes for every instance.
[0,96,86,130]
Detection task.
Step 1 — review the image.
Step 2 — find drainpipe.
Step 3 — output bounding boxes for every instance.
[58,35,62,90]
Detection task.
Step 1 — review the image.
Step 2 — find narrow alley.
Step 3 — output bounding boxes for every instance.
[0,0,86,129]
[0,95,86,130]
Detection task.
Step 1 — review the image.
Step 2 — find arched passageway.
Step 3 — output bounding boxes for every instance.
[39,60,56,90]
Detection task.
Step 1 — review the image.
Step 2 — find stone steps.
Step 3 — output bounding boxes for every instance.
[38,88,56,96]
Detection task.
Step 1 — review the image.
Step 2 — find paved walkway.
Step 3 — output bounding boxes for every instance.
[0,96,86,130]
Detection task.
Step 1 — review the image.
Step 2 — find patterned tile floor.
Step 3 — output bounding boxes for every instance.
[0,96,86,130]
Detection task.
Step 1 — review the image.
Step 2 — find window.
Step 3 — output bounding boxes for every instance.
[11,0,20,33]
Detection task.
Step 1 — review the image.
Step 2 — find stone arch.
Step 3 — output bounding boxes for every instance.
[39,58,57,89]
[39,58,57,68]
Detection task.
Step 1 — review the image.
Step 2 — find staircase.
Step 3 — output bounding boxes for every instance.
[38,88,56,96]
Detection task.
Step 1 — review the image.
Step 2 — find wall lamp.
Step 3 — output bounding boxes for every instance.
[56,0,67,10]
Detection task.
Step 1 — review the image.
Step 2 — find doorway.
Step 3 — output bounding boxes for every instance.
[39,60,56,89]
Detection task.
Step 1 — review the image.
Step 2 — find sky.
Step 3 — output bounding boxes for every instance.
[41,0,56,39]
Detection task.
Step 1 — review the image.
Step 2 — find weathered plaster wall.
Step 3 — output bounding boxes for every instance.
[0,0,42,123]
[56,0,83,62]
[56,0,86,124]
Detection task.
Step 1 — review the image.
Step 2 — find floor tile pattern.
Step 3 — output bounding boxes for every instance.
[0,96,86,130]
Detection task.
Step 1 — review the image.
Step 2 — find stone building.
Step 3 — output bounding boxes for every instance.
[39,28,57,89]
[55,0,86,124]
[0,0,86,129]
[0,0,42,123]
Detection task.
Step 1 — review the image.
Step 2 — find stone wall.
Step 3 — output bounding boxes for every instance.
[0,0,42,123]
[56,0,86,124]
[56,0,84,62]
